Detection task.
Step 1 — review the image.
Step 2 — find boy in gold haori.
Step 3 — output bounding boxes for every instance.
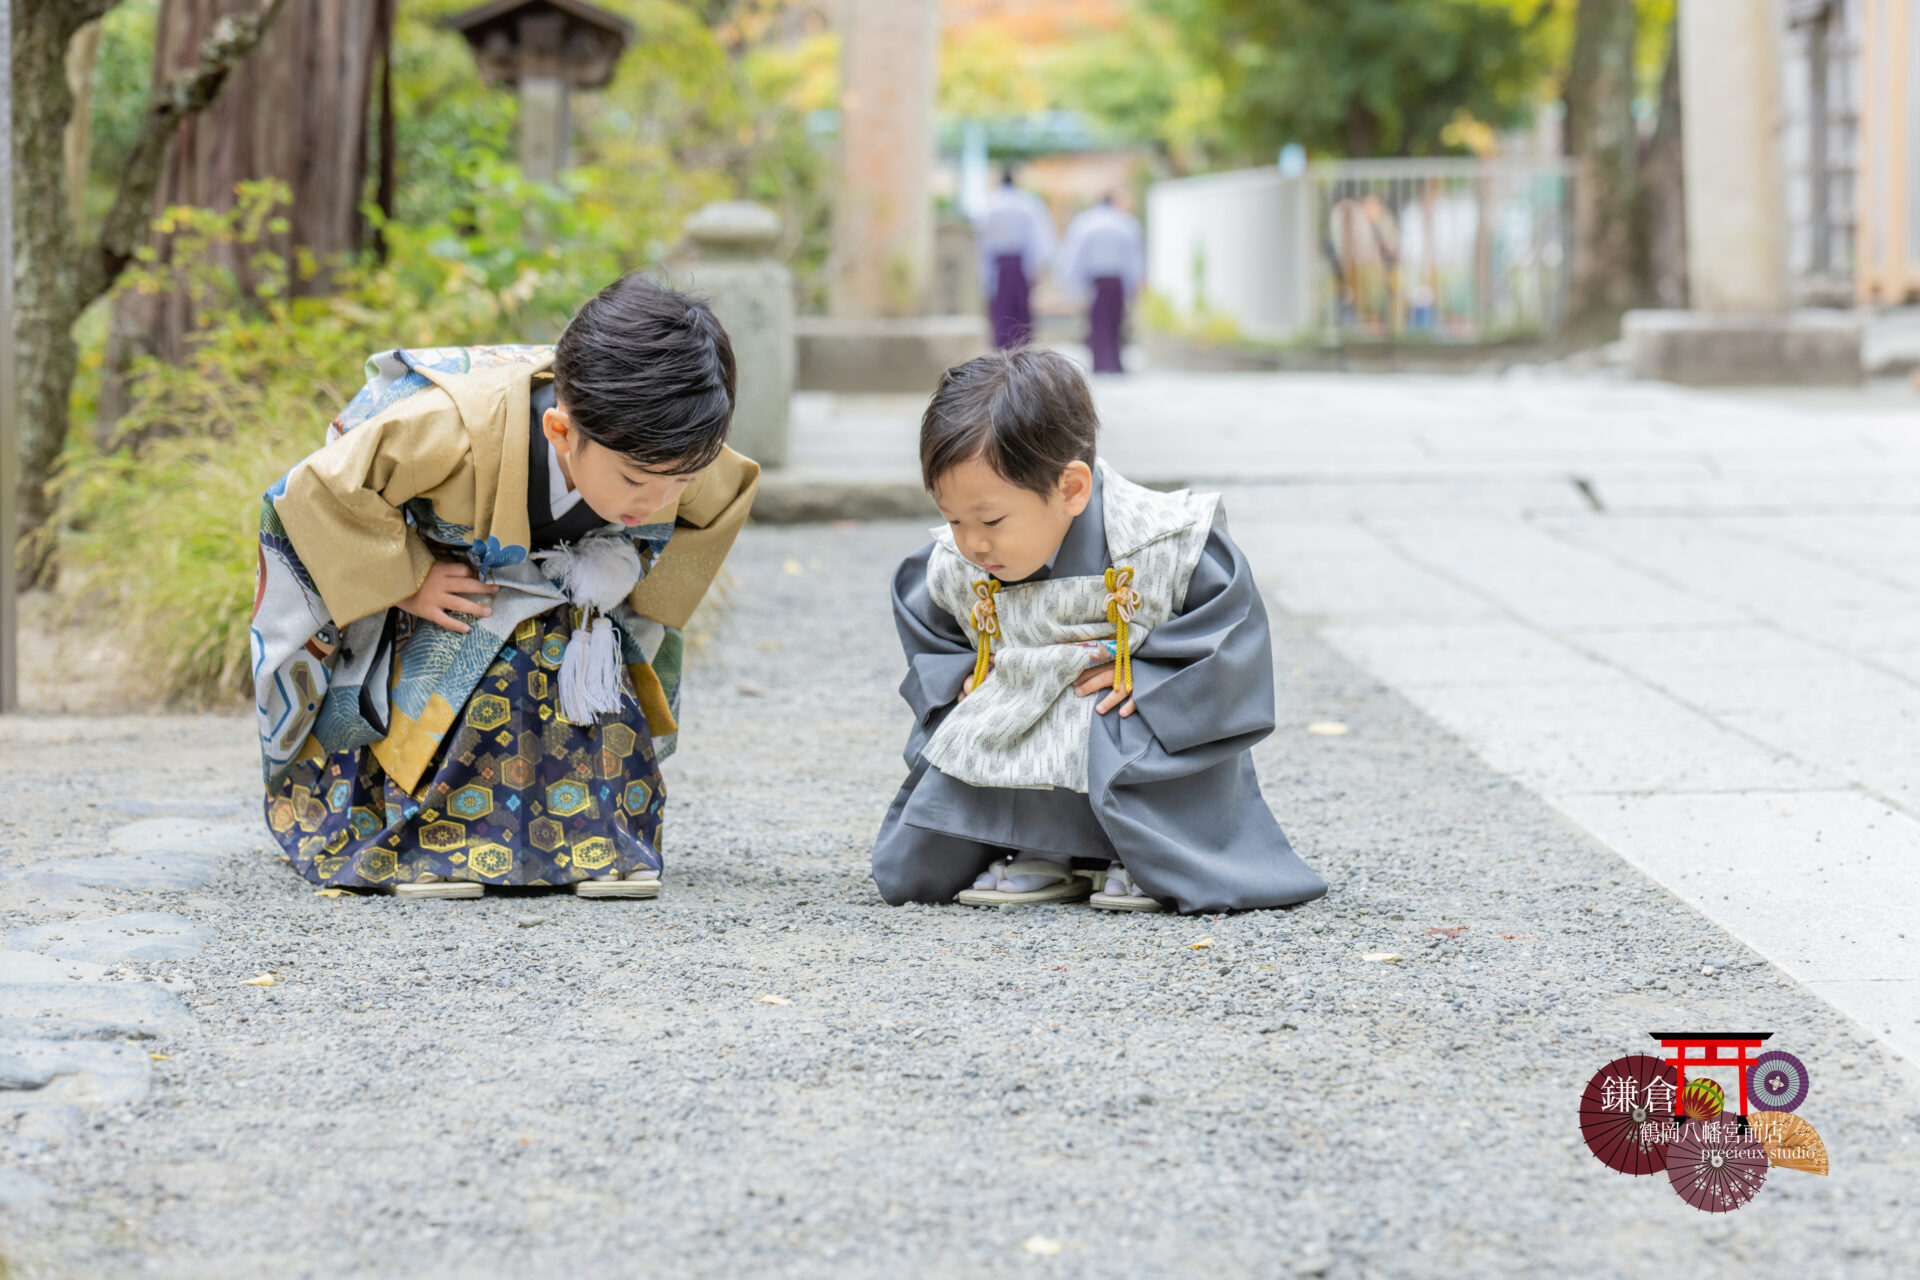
[254,275,757,900]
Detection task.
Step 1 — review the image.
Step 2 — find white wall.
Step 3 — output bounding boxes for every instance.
[1145,169,1314,341]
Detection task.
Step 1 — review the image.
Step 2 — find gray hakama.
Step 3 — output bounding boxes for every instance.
[871,471,1328,915]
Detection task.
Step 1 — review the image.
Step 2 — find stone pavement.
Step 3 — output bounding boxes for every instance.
[1,371,1917,1274]
[2,518,1919,1275]
[795,371,1920,1067]
[0,721,262,1218]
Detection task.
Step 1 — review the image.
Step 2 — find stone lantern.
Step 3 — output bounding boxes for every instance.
[684,202,794,467]
[445,0,633,183]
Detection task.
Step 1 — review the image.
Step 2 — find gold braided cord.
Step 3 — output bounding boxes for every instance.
[969,578,1001,689]
[1104,566,1141,695]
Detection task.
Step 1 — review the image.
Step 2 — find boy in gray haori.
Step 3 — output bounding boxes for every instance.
[871,348,1327,915]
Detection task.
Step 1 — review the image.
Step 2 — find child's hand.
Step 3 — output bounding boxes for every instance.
[959,659,993,700]
[1073,660,1136,718]
[398,561,501,634]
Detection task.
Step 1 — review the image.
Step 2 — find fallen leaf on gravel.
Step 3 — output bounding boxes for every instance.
[1023,1236,1064,1256]
[1425,926,1469,940]
[1306,721,1349,736]
[758,995,792,1005]
[1189,938,1213,950]
[242,973,276,986]
[1361,953,1401,963]
[782,558,804,576]
[150,1054,172,1061]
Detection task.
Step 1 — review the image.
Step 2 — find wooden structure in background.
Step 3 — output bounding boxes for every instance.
[447,0,632,184]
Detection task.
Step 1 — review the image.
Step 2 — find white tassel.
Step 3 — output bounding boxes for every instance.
[536,532,644,725]
[533,534,641,614]
[559,614,625,725]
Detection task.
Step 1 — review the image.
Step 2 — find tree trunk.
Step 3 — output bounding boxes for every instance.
[101,0,393,433]
[1344,104,1381,159]
[11,0,283,578]
[372,0,395,260]
[1635,16,1686,308]
[64,19,103,230]
[1564,0,1639,324]
[13,0,105,572]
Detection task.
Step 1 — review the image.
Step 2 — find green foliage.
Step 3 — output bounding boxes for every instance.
[1146,0,1550,160]
[80,0,160,235]
[379,0,836,301]
[1135,289,1243,344]
[57,178,663,705]
[1041,0,1682,167]
[57,1,837,702]
[1043,11,1225,169]
[388,0,519,227]
[941,19,1052,121]
[578,0,837,304]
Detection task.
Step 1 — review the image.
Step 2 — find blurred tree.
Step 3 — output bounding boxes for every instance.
[1634,9,1683,307]
[385,0,516,227]
[63,21,105,228]
[1044,7,1221,170]
[1146,0,1548,160]
[74,0,160,229]
[1565,0,1637,321]
[100,0,398,435]
[10,0,283,574]
[577,1,837,305]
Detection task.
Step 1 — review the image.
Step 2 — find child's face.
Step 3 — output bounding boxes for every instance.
[543,406,695,527]
[931,455,1093,582]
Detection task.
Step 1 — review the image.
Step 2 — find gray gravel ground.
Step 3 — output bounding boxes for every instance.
[3,516,1919,1279]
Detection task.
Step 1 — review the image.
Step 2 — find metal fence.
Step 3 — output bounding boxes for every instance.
[1311,158,1573,344]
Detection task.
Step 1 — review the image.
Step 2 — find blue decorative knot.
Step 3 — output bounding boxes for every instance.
[466,535,527,582]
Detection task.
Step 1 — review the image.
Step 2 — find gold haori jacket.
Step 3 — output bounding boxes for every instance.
[920,460,1218,793]
[251,344,759,793]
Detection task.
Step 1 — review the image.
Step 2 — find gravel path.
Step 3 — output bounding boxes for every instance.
[3,519,1917,1278]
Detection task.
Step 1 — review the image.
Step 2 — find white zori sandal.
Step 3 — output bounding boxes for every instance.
[1088,862,1165,913]
[394,873,483,900]
[955,858,1091,907]
[574,867,662,899]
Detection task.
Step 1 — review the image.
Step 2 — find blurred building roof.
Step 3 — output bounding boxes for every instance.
[445,0,634,90]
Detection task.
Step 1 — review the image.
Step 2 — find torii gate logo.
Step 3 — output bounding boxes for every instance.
[1577,1031,1830,1213]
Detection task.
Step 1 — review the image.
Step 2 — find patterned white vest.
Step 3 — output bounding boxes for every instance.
[921,461,1219,792]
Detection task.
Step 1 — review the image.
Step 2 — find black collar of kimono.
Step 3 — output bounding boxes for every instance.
[997,465,1107,586]
[526,380,614,549]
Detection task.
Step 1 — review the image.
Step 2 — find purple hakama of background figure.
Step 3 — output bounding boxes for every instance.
[1088,276,1126,373]
[991,253,1033,349]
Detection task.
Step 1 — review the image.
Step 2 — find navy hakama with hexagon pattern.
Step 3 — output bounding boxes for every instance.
[265,609,666,889]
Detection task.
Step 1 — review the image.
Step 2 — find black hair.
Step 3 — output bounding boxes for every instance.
[552,272,736,475]
[920,347,1099,496]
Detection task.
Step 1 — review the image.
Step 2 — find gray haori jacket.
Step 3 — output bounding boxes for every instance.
[871,461,1328,914]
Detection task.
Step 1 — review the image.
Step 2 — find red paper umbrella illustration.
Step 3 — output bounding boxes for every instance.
[1580,1054,1676,1175]
[1748,1050,1810,1113]
[1667,1119,1768,1212]
[1681,1078,1725,1121]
